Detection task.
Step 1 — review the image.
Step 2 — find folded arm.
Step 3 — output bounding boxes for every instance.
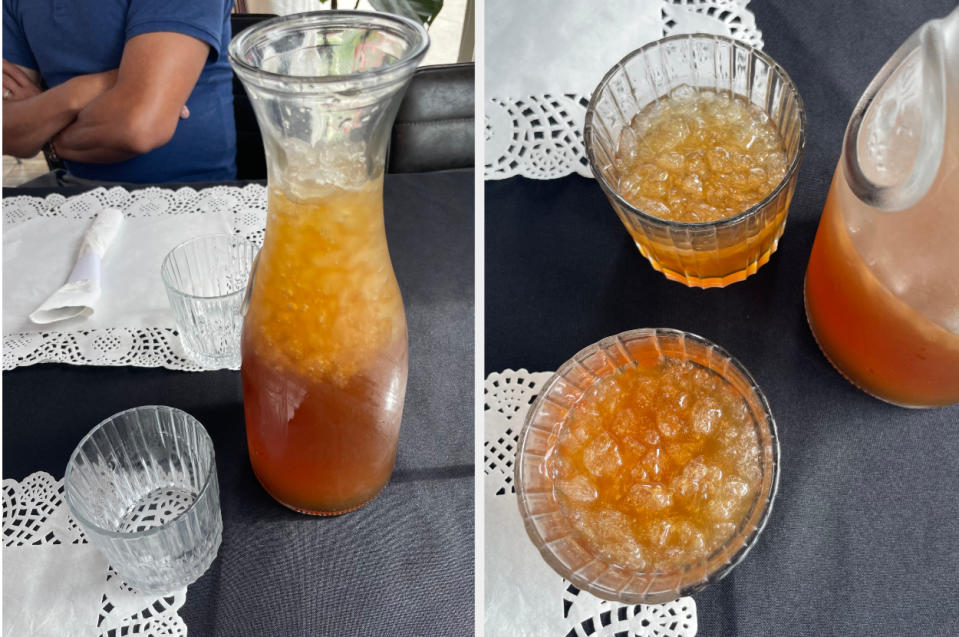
[52,31,208,163]
[1,61,117,158]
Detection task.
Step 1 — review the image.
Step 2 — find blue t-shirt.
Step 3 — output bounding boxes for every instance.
[3,0,237,182]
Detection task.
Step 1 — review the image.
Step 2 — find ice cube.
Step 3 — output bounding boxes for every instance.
[673,457,708,498]
[657,118,690,150]
[681,173,704,197]
[629,482,673,510]
[657,411,683,438]
[618,175,644,200]
[671,84,697,102]
[548,453,573,479]
[557,474,599,503]
[655,150,685,172]
[648,518,673,547]
[747,167,767,190]
[583,432,623,478]
[595,509,633,544]
[707,147,731,172]
[713,522,738,543]
[611,408,638,439]
[635,197,672,219]
[621,435,647,459]
[724,477,750,499]
[690,201,718,221]
[643,447,665,479]
[692,397,723,435]
[621,546,647,571]
[675,521,707,559]
[707,497,734,521]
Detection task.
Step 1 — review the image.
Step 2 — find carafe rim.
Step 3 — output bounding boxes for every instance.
[228,10,429,90]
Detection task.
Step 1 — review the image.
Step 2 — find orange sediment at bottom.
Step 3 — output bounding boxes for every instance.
[242,330,409,515]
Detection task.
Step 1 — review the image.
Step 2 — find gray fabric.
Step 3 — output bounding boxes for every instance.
[485,1,959,635]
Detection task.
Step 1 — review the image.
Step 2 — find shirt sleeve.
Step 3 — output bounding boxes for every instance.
[124,0,230,62]
[3,0,39,70]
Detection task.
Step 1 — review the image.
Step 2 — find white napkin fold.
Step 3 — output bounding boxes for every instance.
[29,208,124,325]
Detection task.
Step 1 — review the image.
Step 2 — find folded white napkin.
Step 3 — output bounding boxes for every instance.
[29,208,124,325]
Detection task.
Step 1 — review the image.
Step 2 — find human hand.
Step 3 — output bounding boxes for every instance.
[2,59,41,101]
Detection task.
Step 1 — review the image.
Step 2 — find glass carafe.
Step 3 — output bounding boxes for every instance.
[229,12,428,514]
[805,7,959,407]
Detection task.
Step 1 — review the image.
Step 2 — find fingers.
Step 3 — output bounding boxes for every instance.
[3,59,38,89]
[180,104,190,119]
[3,59,42,100]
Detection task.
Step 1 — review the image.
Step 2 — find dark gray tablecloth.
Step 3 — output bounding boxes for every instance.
[485,2,959,636]
[3,170,474,635]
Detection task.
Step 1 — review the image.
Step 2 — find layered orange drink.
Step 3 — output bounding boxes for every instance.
[241,179,408,515]
[586,35,805,288]
[611,87,794,286]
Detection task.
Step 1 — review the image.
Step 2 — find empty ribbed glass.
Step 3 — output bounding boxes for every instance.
[515,328,779,604]
[585,34,806,288]
[64,406,222,593]
[161,234,258,369]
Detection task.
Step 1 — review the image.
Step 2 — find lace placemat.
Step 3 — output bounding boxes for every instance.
[484,0,763,181]
[484,369,697,637]
[3,185,267,371]
[2,471,188,636]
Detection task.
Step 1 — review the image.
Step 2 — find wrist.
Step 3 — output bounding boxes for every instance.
[42,139,63,167]
[63,75,94,113]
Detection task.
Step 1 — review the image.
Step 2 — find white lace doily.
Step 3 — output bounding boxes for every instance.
[484,0,763,181]
[3,185,267,371]
[2,471,188,636]
[484,369,698,637]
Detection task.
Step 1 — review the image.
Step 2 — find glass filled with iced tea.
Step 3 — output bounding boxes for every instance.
[229,13,429,514]
[515,329,779,603]
[585,35,806,288]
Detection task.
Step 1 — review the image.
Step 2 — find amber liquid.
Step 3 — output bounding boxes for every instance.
[551,358,761,572]
[805,174,959,407]
[242,182,408,514]
[613,87,795,287]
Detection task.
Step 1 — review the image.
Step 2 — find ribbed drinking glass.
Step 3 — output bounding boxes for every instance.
[64,406,222,593]
[585,34,806,288]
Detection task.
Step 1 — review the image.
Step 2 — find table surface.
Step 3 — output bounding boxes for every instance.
[3,170,475,635]
[485,2,959,636]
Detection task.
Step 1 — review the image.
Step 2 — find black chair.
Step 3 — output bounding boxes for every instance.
[387,62,474,174]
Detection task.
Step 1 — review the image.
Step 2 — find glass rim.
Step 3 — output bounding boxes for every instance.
[160,233,258,301]
[228,10,430,88]
[584,32,807,231]
[514,327,781,601]
[64,405,218,542]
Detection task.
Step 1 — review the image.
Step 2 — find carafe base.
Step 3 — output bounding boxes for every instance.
[253,471,390,516]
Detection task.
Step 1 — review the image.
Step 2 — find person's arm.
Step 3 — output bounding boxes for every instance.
[52,31,208,163]
[1,61,117,158]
